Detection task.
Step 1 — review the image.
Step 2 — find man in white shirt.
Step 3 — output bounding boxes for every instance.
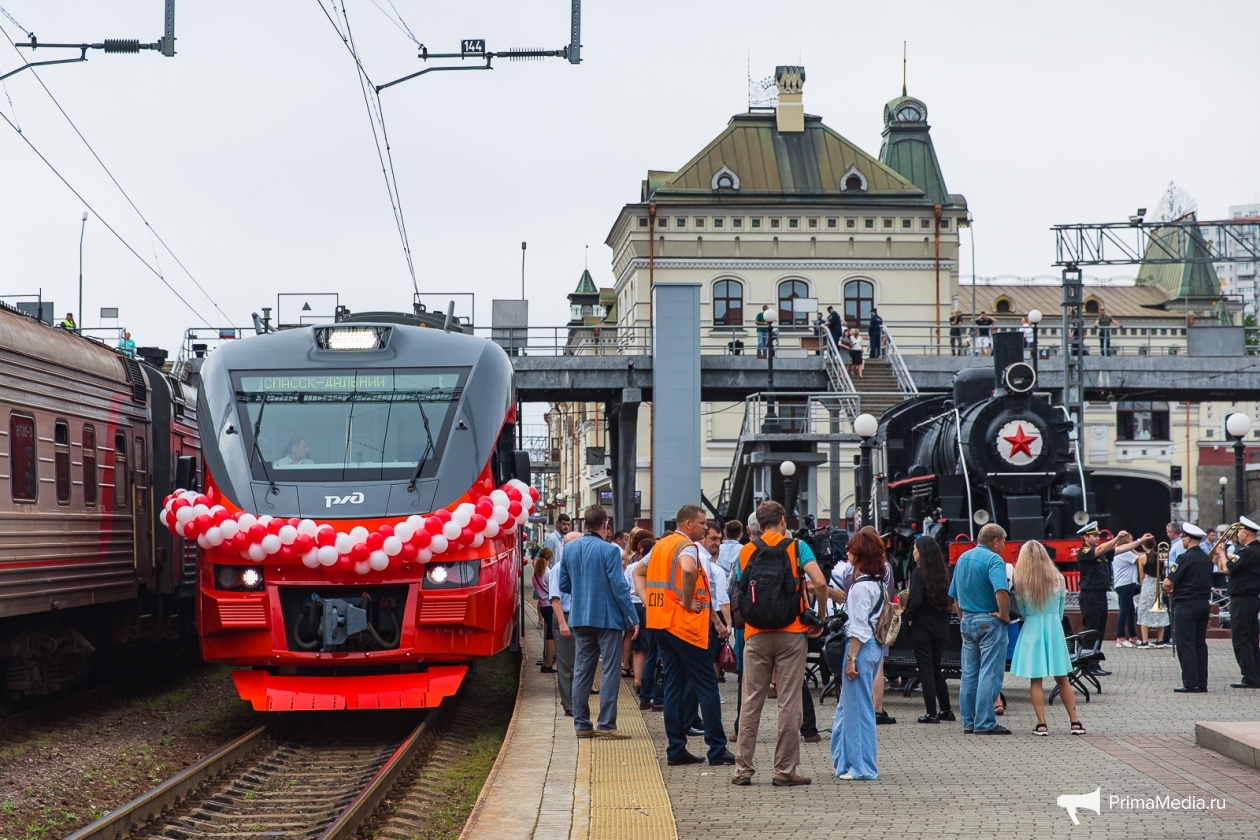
[549,531,581,716]
[716,520,744,575]
[543,514,572,568]
[700,522,733,683]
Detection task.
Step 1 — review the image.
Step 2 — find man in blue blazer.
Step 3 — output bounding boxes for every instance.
[560,505,640,738]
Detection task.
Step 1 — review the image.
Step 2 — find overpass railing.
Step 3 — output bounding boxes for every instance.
[737,391,901,438]
[881,319,1199,357]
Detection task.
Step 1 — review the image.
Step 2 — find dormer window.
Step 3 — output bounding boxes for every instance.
[995,297,1013,314]
[711,165,741,191]
[840,165,868,192]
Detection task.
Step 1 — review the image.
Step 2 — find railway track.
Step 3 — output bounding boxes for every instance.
[67,656,514,840]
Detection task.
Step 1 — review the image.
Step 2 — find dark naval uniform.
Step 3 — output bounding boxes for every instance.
[1226,541,1260,687]
[1076,544,1114,645]
[1168,546,1213,691]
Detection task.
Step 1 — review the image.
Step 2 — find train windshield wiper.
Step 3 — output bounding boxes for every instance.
[248,395,279,496]
[407,397,436,492]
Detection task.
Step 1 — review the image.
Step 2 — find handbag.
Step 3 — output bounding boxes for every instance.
[718,639,738,673]
[856,576,902,646]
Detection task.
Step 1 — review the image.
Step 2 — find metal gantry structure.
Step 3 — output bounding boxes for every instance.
[1,0,175,82]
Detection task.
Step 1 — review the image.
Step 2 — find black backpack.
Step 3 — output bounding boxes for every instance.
[737,538,803,630]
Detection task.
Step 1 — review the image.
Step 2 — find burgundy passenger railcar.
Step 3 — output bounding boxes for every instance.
[164,318,532,711]
[0,304,198,712]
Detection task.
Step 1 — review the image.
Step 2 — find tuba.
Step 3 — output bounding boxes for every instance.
[1151,541,1168,612]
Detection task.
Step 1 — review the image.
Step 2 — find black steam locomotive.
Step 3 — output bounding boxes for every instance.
[874,332,1095,564]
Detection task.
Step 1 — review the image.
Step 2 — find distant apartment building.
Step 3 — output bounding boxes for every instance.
[1214,203,1260,316]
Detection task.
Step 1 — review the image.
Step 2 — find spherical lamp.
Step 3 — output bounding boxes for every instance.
[853,413,878,439]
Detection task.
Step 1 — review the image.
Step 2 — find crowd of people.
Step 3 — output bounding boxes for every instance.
[526,503,1260,784]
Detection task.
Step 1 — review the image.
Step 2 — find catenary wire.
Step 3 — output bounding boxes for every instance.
[0,3,29,36]
[316,0,418,294]
[368,0,420,45]
[0,21,237,327]
[0,107,214,328]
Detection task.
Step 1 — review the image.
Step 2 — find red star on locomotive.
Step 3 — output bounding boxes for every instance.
[1002,423,1038,459]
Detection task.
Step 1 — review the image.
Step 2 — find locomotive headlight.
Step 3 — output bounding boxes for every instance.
[1003,362,1037,394]
[427,564,449,585]
[218,566,238,589]
[316,325,392,350]
[240,568,263,589]
[215,565,265,591]
[422,560,481,589]
[973,510,991,525]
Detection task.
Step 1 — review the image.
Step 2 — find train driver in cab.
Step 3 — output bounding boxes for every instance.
[274,435,314,468]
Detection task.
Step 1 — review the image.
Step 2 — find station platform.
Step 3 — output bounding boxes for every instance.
[467,608,1260,839]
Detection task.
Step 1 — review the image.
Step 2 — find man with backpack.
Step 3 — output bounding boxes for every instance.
[731,501,828,787]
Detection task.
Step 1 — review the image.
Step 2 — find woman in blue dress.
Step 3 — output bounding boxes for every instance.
[1011,540,1085,736]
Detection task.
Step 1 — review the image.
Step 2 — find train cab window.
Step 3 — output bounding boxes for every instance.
[134,437,146,511]
[9,414,36,502]
[114,432,129,509]
[83,426,97,506]
[54,421,71,505]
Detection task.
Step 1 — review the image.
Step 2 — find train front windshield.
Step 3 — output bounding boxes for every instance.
[233,368,468,482]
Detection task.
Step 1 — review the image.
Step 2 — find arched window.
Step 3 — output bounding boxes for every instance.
[712,279,744,326]
[843,279,875,327]
[777,279,810,326]
[1084,297,1101,315]
[995,297,1013,314]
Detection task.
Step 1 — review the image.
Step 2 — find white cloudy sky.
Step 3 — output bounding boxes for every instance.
[2,1,1258,354]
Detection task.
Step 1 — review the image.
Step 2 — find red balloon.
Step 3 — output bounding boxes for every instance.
[434,507,452,522]
[184,519,202,540]
[194,494,210,507]
[288,517,300,528]
[400,541,419,561]
[413,529,432,549]
[424,517,444,535]
[475,499,494,518]
[505,486,522,502]
[163,493,175,507]
[529,486,540,502]
[316,526,336,547]
[278,545,295,562]
[193,513,213,534]
[366,532,385,551]
[350,543,370,562]
[459,527,475,545]
[266,518,284,535]
[227,535,246,554]
[248,524,267,543]
[213,508,230,524]
[378,523,394,537]
[507,500,523,518]
[469,514,487,532]
[336,555,353,571]
[293,534,314,554]
[171,497,190,511]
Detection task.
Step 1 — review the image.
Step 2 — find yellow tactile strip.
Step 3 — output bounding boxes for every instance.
[577,678,679,840]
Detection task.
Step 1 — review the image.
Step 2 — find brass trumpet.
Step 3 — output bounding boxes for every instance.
[1206,523,1242,560]
[1151,541,1169,612]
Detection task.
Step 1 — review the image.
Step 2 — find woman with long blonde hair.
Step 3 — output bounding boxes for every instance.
[1010,540,1084,735]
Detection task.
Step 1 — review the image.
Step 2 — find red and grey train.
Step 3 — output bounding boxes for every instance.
[163,315,531,710]
[0,303,199,713]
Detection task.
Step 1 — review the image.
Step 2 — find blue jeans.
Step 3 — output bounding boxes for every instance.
[757,330,768,352]
[639,628,663,705]
[658,630,728,762]
[959,613,1007,733]
[830,637,881,779]
[572,626,625,732]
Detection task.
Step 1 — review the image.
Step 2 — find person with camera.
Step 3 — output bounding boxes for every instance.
[730,502,828,787]
[831,528,893,780]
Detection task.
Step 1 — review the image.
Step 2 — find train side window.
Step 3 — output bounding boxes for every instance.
[114,432,129,509]
[134,437,146,511]
[83,426,97,506]
[9,414,37,502]
[54,420,71,505]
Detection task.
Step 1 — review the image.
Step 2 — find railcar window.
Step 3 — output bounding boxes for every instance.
[233,368,469,482]
[115,432,129,509]
[83,426,97,506]
[134,437,146,511]
[9,414,36,502]
[54,420,70,504]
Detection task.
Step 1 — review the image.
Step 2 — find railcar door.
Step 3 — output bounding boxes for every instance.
[132,430,154,584]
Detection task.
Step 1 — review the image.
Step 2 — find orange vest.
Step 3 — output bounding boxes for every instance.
[644,531,711,648]
[736,533,809,639]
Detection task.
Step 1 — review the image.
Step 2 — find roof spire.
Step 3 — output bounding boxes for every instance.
[902,41,907,96]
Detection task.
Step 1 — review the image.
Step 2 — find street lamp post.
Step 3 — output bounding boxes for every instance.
[1028,308,1043,376]
[761,308,780,434]
[780,460,797,522]
[1219,475,1229,526]
[1227,412,1252,523]
[78,212,88,334]
[853,413,878,529]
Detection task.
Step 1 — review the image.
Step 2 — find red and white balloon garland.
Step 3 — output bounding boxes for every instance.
[159,478,539,575]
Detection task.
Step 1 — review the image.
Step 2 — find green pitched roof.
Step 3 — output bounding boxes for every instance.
[647,112,924,202]
[573,269,598,294]
[878,94,951,206]
[1134,217,1223,299]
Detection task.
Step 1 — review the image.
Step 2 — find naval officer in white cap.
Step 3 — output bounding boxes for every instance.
[1215,516,1260,688]
[1075,521,1124,675]
[1163,522,1213,692]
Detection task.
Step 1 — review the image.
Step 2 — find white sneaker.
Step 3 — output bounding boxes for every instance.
[838,772,855,780]
[1121,640,1135,648]
[1116,642,1124,648]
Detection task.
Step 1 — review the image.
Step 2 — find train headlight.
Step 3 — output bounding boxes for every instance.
[215,565,265,591]
[422,560,480,589]
[973,510,991,525]
[1003,362,1037,394]
[316,325,392,351]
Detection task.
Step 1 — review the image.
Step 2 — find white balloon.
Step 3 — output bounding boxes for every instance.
[383,536,402,556]
[278,525,298,545]
[174,520,186,537]
[453,503,475,526]
[191,504,211,519]
[318,545,339,566]
[489,490,510,507]
[394,522,415,543]
[210,505,227,517]
[159,509,170,527]
[429,535,448,554]
[297,518,319,536]
[302,549,321,569]
[350,526,369,543]
[406,514,424,527]
[491,505,510,525]
[335,533,354,555]
[256,515,273,528]
[369,550,389,571]
[237,513,257,530]
[354,560,371,575]
[180,490,199,502]
[205,527,223,547]
[197,534,210,549]
[248,543,267,562]
[442,520,462,541]
[219,519,240,539]
[261,534,282,554]
[470,534,485,548]
[175,506,196,524]
[482,518,500,538]
[417,548,433,563]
